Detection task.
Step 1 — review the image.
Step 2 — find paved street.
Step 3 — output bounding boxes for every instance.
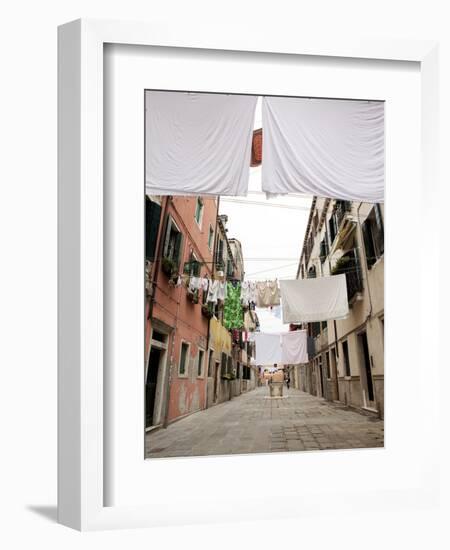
[145,386,384,458]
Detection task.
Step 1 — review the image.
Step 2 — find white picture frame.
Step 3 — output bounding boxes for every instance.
[58,18,439,531]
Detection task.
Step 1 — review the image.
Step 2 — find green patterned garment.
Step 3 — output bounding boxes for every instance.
[223,282,244,330]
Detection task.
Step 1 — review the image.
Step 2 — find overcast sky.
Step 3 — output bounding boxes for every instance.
[219,98,312,332]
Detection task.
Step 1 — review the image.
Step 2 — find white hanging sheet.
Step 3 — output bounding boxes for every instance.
[145,91,257,196]
[254,330,308,365]
[280,275,349,324]
[262,97,384,202]
[281,330,308,364]
[254,332,282,365]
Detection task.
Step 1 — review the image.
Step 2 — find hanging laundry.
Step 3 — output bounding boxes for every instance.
[145,91,257,196]
[281,330,308,364]
[244,310,256,332]
[262,96,384,202]
[254,332,282,365]
[207,279,220,304]
[188,276,202,293]
[201,278,209,292]
[249,281,257,303]
[254,330,308,365]
[223,282,244,330]
[217,280,228,302]
[256,280,280,308]
[280,275,349,324]
[240,280,252,307]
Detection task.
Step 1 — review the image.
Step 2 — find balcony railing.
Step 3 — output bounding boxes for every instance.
[331,248,363,302]
[335,200,352,228]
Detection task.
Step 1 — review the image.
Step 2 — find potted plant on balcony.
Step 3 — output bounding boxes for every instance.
[331,255,352,275]
[161,257,177,279]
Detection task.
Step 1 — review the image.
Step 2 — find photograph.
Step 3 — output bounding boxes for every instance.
[144,91,384,459]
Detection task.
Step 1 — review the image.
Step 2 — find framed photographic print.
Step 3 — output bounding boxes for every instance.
[58,18,439,530]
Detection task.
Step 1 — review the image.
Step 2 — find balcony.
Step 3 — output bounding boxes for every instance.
[331,249,363,304]
[328,200,353,250]
[335,200,352,228]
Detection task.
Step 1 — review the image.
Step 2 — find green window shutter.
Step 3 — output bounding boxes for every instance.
[163,216,172,258]
[145,198,162,261]
[173,231,183,269]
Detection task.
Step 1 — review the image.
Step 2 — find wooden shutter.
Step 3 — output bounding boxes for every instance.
[173,230,183,269]
[362,219,376,268]
[162,215,172,258]
[373,204,384,256]
[145,198,162,260]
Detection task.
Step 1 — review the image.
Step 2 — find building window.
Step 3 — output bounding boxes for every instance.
[227,355,233,376]
[145,197,162,261]
[311,321,321,338]
[163,216,183,269]
[184,251,201,276]
[236,362,241,379]
[197,349,205,377]
[216,238,224,270]
[194,197,204,227]
[208,225,214,250]
[362,204,384,269]
[342,340,351,377]
[179,342,189,376]
[325,351,331,379]
[208,350,214,377]
[319,236,329,264]
[221,353,227,377]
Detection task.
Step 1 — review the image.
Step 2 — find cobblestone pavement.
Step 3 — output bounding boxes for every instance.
[145,385,384,458]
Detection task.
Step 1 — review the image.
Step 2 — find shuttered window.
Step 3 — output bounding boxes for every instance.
[163,215,183,268]
[362,204,384,269]
[145,197,162,260]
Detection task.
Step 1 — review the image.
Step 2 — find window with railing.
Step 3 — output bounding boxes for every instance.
[331,249,363,301]
[328,200,352,247]
[319,237,329,264]
[161,216,183,277]
[311,322,321,337]
[215,238,224,270]
[362,204,384,269]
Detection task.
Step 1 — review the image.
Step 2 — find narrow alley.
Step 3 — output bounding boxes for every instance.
[146,386,384,458]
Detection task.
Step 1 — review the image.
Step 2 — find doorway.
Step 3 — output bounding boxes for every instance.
[145,329,168,428]
[317,358,324,397]
[146,347,161,427]
[358,331,376,409]
[213,361,220,403]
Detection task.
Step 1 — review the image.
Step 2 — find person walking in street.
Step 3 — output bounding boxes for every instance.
[286,372,291,390]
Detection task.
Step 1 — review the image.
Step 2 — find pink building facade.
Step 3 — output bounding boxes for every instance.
[145,196,218,428]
